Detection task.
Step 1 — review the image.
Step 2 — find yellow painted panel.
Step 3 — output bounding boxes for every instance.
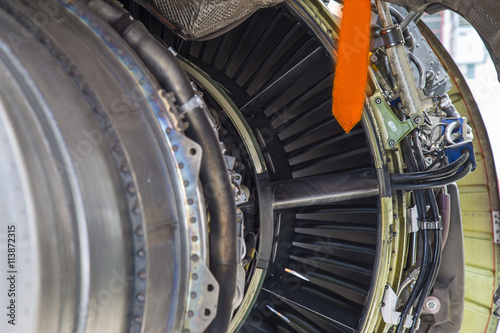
[464,238,495,270]
[462,305,491,333]
[464,267,495,308]
[459,191,492,212]
[462,212,493,235]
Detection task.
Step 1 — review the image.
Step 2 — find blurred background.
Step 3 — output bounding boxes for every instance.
[422,10,500,178]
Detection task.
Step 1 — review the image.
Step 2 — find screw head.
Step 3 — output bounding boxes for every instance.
[413,116,422,125]
[375,98,382,104]
[388,139,396,146]
[427,300,437,310]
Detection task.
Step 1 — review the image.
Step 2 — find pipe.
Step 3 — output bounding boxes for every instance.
[88,2,237,332]
[438,192,451,248]
[271,169,379,210]
[375,0,424,120]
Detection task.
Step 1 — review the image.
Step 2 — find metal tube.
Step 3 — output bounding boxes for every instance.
[272,170,379,210]
[88,2,238,332]
[375,0,424,121]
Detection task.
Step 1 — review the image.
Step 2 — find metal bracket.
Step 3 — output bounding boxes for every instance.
[183,262,220,333]
[493,211,500,244]
[381,284,420,328]
[380,25,405,48]
[407,206,419,233]
[369,91,418,149]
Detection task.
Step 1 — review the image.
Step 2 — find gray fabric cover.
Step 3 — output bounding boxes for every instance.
[138,0,283,40]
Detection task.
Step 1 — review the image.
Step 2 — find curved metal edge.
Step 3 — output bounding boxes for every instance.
[58,1,217,331]
[173,55,272,331]
[284,2,408,332]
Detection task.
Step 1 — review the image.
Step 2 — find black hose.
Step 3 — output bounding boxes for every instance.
[392,161,473,190]
[396,230,432,333]
[408,51,426,90]
[392,149,469,182]
[385,56,396,89]
[409,230,442,333]
[88,2,238,332]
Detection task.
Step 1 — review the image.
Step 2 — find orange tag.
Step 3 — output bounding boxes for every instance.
[332,0,371,133]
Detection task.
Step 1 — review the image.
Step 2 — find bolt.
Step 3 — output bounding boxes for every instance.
[369,54,378,63]
[413,116,422,125]
[427,300,437,311]
[375,98,382,104]
[388,139,396,146]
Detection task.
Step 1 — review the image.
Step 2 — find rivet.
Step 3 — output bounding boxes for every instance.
[192,273,198,280]
[184,180,189,187]
[173,145,178,151]
[136,293,145,302]
[69,67,80,77]
[137,249,145,257]
[135,226,144,236]
[190,217,196,223]
[165,127,171,134]
[120,164,130,173]
[132,204,141,215]
[187,311,194,318]
[138,270,146,279]
[191,254,199,262]
[134,315,142,323]
[127,184,136,194]
[190,292,197,299]
[56,53,67,61]
[82,83,91,95]
[179,162,184,169]
[187,198,194,205]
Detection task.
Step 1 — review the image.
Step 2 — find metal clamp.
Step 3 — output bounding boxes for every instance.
[380,25,405,48]
[179,94,205,114]
[419,219,443,230]
[381,284,420,328]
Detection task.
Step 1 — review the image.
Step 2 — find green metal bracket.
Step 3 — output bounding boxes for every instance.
[369,91,418,149]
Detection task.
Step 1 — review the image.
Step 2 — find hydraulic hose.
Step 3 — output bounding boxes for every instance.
[88,1,238,332]
[392,149,469,182]
[392,161,473,190]
[396,230,432,333]
[409,230,442,333]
